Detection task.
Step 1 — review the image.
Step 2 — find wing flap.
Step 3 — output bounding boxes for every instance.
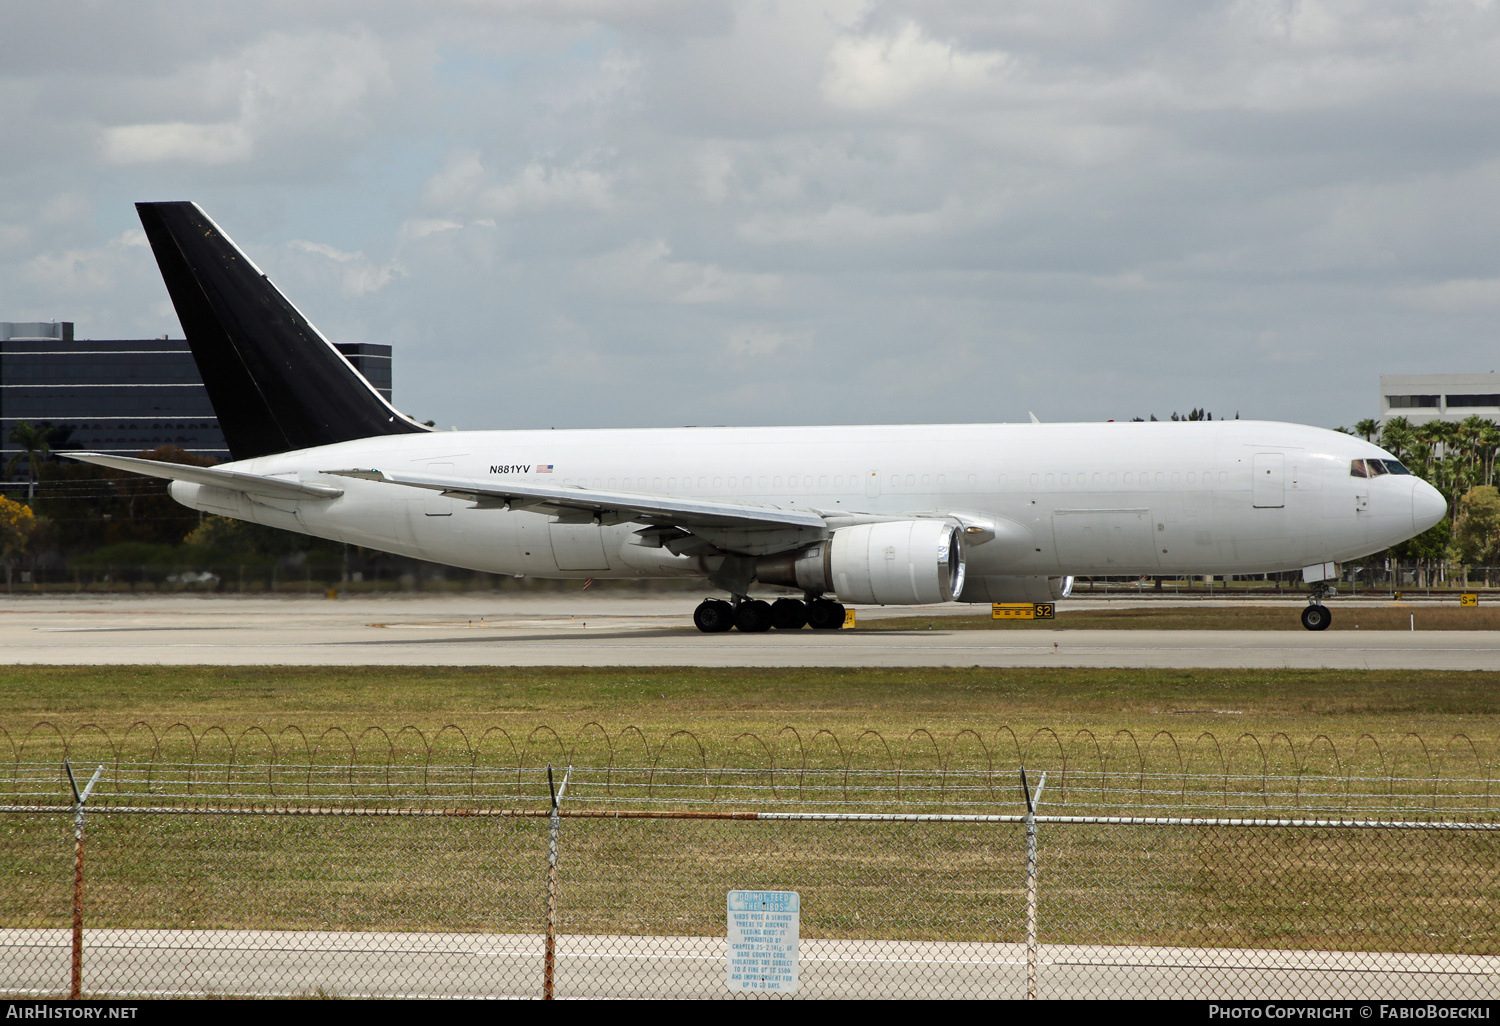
[67,452,343,501]
[323,467,827,530]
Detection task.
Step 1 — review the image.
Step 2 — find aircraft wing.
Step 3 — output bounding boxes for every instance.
[66,452,344,501]
[323,467,829,531]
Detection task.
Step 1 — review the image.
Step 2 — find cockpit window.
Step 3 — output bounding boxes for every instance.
[1353,458,1413,477]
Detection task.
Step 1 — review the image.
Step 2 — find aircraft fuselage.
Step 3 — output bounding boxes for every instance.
[167,419,1445,592]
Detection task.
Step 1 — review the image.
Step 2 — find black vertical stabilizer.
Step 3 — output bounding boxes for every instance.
[136,201,428,460]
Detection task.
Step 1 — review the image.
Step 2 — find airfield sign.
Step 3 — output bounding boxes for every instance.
[992,603,1055,620]
[727,890,800,993]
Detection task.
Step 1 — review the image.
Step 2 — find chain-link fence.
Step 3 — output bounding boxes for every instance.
[2,759,1497,1000]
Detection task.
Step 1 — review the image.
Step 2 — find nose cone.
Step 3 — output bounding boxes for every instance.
[1412,480,1447,534]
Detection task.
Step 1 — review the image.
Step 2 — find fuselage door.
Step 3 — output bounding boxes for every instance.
[549,522,612,571]
[1051,509,1159,572]
[1252,453,1285,509]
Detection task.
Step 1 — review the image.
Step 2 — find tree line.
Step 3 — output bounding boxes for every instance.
[1341,416,1500,575]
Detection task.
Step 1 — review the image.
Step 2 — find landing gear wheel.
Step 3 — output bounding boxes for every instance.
[770,598,808,630]
[694,599,735,633]
[735,599,773,633]
[807,599,846,630]
[1301,604,1332,632]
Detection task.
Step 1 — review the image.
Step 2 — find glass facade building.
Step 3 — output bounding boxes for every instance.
[1,321,392,471]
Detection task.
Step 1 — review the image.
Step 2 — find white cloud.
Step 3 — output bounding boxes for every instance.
[23,231,148,293]
[738,200,963,246]
[398,218,465,242]
[288,240,398,297]
[422,151,614,216]
[98,30,393,166]
[1395,277,1500,312]
[725,326,807,362]
[481,163,614,215]
[822,21,1006,109]
[582,238,781,304]
[102,121,252,165]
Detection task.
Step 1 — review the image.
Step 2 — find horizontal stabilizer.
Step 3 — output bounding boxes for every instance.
[67,452,343,501]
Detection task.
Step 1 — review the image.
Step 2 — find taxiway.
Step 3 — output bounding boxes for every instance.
[0,595,1495,669]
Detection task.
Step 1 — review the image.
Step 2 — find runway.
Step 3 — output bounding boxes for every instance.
[0,594,1497,668]
[3,928,1495,999]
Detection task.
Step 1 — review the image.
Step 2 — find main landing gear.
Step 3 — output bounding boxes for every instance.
[693,597,846,634]
[1301,583,1334,632]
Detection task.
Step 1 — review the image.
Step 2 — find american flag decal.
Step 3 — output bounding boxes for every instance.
[537,464,554,473]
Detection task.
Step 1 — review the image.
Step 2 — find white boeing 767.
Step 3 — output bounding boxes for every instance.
[69,203,1446,632]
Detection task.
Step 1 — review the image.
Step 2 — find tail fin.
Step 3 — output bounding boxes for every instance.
[136,201,429,461]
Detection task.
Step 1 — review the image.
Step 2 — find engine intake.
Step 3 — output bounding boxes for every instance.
[756,520,965,605]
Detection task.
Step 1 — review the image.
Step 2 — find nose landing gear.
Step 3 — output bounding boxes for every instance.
[1301,583,1334,631]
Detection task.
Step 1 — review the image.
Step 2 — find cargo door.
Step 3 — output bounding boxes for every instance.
[1252,453,1285,509]
[1051,509,1159,573]
[549,522,611,571]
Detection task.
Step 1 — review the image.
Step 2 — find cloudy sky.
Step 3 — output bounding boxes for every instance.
[4,0,1499,431]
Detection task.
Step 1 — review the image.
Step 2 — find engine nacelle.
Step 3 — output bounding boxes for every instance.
[756,520,965,605]
[956,574,1074,604]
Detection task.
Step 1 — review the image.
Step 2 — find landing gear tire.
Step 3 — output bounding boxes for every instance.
[1301,604,1332,632]
[735,599,774,633]
[694,599,735,633]
[770,598,808,630]
[807,599,846,630]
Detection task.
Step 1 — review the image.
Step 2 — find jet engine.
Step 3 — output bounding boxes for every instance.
[756,520,965,605]
[956,574,1074,603]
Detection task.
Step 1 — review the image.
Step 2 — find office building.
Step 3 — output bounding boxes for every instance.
[1378,372,1500,426]
[1,321,392,473]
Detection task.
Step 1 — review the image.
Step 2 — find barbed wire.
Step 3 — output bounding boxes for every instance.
[1,721,1492,820]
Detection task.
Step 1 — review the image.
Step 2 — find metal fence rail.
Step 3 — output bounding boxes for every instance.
[2,761,1498,1000]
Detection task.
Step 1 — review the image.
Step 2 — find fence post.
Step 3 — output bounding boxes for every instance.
[64,761,105,1001]
[1019,766,1046,1001]
[544,764,572,1001]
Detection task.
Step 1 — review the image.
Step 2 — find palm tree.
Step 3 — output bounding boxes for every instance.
[5,422,52,501]
[1477,420,1500,487]
[1411,421,1444,479]
[1380,417,1415,461]
[1354,419,1381,443]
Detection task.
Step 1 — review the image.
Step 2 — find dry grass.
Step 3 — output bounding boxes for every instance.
[3,665,1499,781]
[3,812,1494,955]
[874,604,1500,631]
